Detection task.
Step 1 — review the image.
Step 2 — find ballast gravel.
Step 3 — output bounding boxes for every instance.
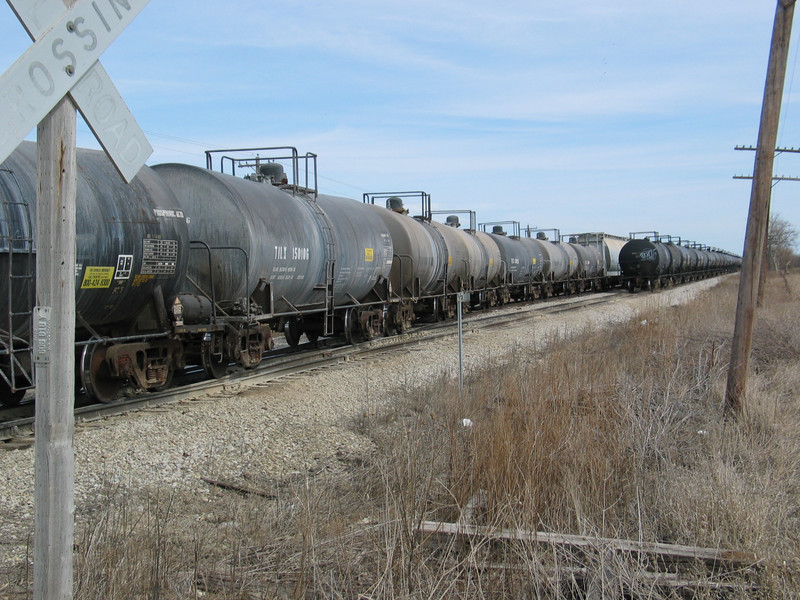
[0,279,722,567]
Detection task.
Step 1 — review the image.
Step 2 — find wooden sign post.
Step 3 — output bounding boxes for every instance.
[0,1,151,597]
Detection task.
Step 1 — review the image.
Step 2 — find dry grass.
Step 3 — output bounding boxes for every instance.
[3,273,800,598]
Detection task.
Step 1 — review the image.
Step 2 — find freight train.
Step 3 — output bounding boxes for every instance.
[0,143,741,406]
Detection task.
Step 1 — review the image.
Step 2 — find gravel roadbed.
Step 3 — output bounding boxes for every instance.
[0,279,722,567]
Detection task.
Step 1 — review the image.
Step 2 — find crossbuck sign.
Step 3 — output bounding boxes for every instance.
[1,0,152,181]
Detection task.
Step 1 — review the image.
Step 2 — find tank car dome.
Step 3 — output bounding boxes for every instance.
[492,225,507,235]
[257,162,286,184]
[386,196,406,213]
[446,215,461,228]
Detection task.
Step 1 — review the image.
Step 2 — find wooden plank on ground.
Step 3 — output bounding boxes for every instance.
[418,521,759,566]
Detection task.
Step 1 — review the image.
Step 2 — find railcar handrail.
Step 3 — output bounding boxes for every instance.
[363,191,432,221]
[204,146,318,200]
[430,210,476,232]
[479,221,521,237]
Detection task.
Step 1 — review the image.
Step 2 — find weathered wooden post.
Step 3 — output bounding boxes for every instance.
[0,1,152,596]
[726,0,796,416]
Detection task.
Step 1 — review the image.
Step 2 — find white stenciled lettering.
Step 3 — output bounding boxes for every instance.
[28,61,54,96]
[92,1,112,31]
[51,38,77,75]
[92,0,132,33]
[109,0,132,19]
[120,136,143,162]
[71,17,98,51]
[94,94,115,121]
[153,208,185,218]
[291,247,310,260]
[76,68,103,102]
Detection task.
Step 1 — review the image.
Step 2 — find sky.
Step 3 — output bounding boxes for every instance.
[1,1,799,255]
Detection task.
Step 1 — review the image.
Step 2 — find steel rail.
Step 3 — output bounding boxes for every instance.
[0,290,625,445]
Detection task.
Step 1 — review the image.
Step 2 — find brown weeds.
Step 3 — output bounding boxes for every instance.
[4,274,800,598]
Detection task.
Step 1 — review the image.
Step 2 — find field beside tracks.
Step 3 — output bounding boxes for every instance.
[2,274,799,598]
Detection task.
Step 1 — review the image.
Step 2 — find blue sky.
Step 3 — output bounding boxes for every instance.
[2,1,799,254]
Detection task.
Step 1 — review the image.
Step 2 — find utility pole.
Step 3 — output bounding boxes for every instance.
[733,145,800,304]
[726,0,796,416]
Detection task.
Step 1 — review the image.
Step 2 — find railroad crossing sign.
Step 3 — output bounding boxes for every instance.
[1,0,152,181]
[0,2,153,598]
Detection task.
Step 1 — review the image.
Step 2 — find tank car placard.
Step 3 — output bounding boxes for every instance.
[365,248,374,262]
[141,239,178,275]
[114,254,133,280]
[81,266,115,289]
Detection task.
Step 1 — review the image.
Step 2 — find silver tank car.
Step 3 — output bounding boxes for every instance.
[517,238,545,282]
[558,242,580,278]
[567,233,628,283]
[428,217,487,292]
[682,244,700,271]
[570,243,603,279]
[662,242,684,275]
[316,193,394,305]
[487,226,534,285]
[366,200,445,299]
[473,229,502,289]
[531,234,570,282]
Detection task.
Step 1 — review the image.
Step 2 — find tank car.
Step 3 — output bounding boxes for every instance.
[526,230,574,295]
[0,140,743,407]
[0,141,190,406]
[363,194,445,331]
[565,233,628,289]
[619,235,672,291]
[483,223,537,301]
[620,234,741,292]
[154,152,395,355]
[430,212,502,310]
[366,194,503,321]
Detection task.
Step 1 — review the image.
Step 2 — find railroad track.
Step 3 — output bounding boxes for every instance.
[0,290,624,445]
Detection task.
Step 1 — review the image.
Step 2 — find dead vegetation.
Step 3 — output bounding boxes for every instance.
[2,274,800,598]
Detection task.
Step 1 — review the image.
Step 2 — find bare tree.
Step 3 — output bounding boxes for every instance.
[767,213,799,271]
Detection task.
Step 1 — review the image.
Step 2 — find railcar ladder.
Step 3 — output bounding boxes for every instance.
[303,196,337,336]
[0,167,35,393]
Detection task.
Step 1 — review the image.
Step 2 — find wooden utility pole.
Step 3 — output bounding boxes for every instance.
[726,0,796,416]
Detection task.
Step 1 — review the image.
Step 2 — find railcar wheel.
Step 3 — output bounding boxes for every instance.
[81,344,123,404]
[432,297,442,322]
[284,319,302,347]
[343,308,356,345]
[0,379,25,407]
[201,334,228,379]
[382,307,395,336]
